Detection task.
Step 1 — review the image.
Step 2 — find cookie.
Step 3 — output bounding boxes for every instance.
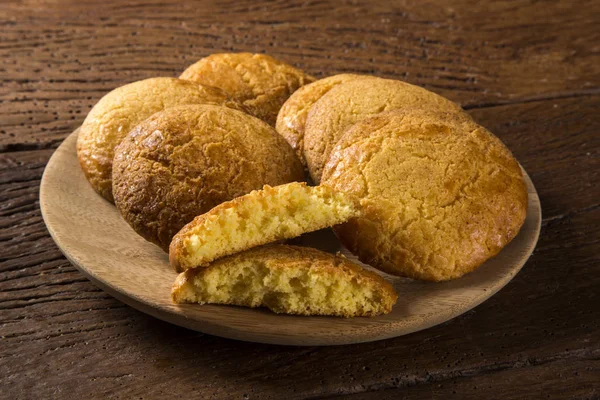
[275,74,367,164]
[77,77,244,202]
[321,109,528,281]
[169,182,361,272]
[303,78,464,182]
[112,104,304,251]
[180,53,315,126]
[172,244,398,317]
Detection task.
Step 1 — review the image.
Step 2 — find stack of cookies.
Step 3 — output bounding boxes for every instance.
[77,52,527,318]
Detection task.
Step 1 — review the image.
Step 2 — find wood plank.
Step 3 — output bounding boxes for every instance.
[468,95,600,220]
[0,95,598,398]
[327,358,599,399]
[1,0,599,150]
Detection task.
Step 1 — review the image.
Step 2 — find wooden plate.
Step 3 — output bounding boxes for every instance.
[40,131,541,346]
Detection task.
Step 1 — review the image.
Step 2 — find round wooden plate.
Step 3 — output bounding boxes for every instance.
[40,131,541,346]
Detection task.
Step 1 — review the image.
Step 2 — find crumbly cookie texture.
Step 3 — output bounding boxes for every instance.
[77,77,244,202]
[112,104,304,251]
[169,182,361,272]
[303,77,464,183]
[180,53,315,126]
[172,244,398,317]
[276,74,367,164]
[322,108,528,281]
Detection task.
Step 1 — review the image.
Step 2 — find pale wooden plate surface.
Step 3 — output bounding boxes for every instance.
[40,131,541,346]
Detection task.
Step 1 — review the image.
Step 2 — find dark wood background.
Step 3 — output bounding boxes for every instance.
[1,1,598,398]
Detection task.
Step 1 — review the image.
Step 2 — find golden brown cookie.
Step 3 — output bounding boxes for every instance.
[322,109,528,281]
[172,244,398,317]
[276,74,368,164]
[180,53,315,126]
[112,104,304,251]
[169,182,361,272]
[77,77,244,202]
[303,78,464,183]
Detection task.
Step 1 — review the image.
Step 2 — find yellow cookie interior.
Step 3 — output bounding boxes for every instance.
[171,182,360,271]
[172,245,396,317]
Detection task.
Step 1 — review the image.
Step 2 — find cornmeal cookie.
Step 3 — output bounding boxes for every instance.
[112,105,304,251]
[322,109,528,281]
[172,244,398,317]
[77,77,243,202]
[169,182,361,272]
[180,53,315,126]
[276,74,368,164]
[303,78,464,182]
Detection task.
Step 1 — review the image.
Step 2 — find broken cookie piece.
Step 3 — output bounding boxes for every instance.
[169,182,361,272]
[172,245,397,317]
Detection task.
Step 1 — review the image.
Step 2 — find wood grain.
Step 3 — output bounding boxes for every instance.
[1,0,598,398]
[1,0,599,151]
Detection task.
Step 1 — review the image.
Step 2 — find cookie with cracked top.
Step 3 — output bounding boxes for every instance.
[77,77,244,203]
[321,108,528,281]
[112,104,304,251]
[180,53,315,126]
[276,73,368,164]
[303,77,464,183]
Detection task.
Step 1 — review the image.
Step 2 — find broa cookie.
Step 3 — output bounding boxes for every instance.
[303,78,464,182]
[112,104,304,251]
[172,244,398,317]
[77,77,244,202]
[276,74,367,164]
[322,109,528,281]
[170,182,361,272]
[180,53,315,126]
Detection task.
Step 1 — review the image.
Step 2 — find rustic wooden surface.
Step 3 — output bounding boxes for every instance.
[1,0,598,398]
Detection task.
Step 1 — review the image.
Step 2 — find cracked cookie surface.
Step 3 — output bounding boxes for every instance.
[77,77,243,202]
[112,104,304,251]
[276,73,368,164]
[321,109,528,281]
[180,53,315,126]
[303,78,464,183]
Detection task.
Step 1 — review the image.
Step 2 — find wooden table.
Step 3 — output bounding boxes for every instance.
[1,1,598,398]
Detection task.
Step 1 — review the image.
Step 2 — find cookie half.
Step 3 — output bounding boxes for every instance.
[322,109,528,281]
[169,182,361,272]
[180,53,315,126]
[77,77,243,202]
[303,78,464,182]
[172,245,398,317]
[112,104,304,251]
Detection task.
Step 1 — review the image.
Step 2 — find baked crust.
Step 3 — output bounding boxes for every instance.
[321,109,528,281]
[112,104,304,251]
[276,74,366,164]
[180,53,315,126]
[303,77,463,183]
[76,77,244,202]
